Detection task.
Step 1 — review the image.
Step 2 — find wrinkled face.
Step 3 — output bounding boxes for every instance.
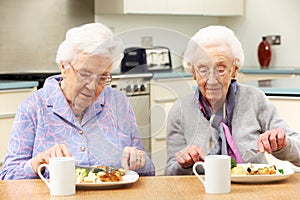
[61,54,112,114]
[192,43,239,111]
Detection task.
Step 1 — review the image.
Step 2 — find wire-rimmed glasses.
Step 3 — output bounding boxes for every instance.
[69,63,112,86]
[194,65,232,79]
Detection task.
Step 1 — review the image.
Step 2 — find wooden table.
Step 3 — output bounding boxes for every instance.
[1,174,299,200]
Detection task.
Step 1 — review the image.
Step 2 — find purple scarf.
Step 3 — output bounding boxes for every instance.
[199,79,243,163]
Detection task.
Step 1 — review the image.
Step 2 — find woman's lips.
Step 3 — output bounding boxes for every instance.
[79,92,93,99]
[206,87,221,91]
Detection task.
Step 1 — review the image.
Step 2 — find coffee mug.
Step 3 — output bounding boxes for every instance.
[193,155,231,194]
[38,157,76,196]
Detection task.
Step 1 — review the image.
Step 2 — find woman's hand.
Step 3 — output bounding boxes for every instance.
[175,145,205,169]
[258,128,287,154]
[121,147,146,170]
[31,144,72,175]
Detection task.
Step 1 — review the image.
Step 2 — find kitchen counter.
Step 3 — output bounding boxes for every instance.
[151,67,300,79]
[0,80,38,90]
[152,71,192,79]
[0,73,59,89]
[242,77,300,96]
[239,67,300,74]
[136,67,300,80]
[112,71,193,79]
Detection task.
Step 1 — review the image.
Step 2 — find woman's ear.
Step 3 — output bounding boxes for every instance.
[191,67,197,80]
[60,63,68,79]
[231,65,239,78]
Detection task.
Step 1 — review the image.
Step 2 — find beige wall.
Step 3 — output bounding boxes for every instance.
[0,0,94,74]
[95,14,219,71]
[221,0,300,68]
[1,1,299,73]
[96,0,300,69]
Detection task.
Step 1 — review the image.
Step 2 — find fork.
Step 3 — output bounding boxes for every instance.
[242,149,262,163]
[207,114,215,151]
[76,165,116,173]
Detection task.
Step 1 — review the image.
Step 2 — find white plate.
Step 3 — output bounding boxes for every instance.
[231,164,294,183]
[76,170,139,189]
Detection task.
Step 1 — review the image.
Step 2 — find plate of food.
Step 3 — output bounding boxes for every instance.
[231,163,294,183]
[75,165,139,189]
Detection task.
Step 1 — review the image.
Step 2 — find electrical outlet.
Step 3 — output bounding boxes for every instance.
[265,35,281,45]
[141,36,153,48]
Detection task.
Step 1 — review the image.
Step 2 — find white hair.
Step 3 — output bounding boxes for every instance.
[183,26,244,73]
[55,23,124,70]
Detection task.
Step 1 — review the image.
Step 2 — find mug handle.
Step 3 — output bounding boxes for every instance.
[192,161,206,187]
[37,164,50,190]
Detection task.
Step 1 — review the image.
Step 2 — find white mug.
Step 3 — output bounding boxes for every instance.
[38,157,76,196]
[193,155,231,194]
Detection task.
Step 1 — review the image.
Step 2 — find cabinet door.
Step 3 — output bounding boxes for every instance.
[0,88,36,115]
[167,0,204,15]
[0,88,36,163]
[268,96,300,133]
[203,0,244,16]
[266,96,300,170]
[95,0,244,15]
[237,73,294,82]
[124,0,168,14]
[0,117,14,163]
[150,78,196,175]
[128,95,151,154]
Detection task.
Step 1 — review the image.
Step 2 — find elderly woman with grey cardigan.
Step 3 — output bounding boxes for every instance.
[165,26,300,175]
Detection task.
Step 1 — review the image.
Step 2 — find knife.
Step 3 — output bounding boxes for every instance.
[75,165,116,173]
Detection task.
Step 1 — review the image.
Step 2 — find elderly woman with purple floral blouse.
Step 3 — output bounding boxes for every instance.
[0,23,155,179]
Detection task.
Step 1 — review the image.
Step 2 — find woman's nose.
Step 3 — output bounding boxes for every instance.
[207,73,219,84]
[85,78,97,90]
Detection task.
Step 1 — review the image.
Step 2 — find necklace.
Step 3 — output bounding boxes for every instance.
[74,112,85,117]
[75,112,85,124]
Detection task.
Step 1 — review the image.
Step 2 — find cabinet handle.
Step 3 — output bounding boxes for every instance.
[0,114,15,119]
[154,135,166,141]
[268,96,300,100]
[154,97,177,103]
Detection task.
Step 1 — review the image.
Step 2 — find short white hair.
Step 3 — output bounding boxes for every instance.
[55,23,124,70]
[183,26,244,73]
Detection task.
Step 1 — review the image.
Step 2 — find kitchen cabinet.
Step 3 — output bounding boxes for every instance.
[241,78,300,132]
[95,0,244,16]
[237,68,300,83]
[150,76,196,175]
[268,96,300,133]
[241,77,300,169]
[0,82,37,163]
[266,96,300,170]
[237,73,295,82]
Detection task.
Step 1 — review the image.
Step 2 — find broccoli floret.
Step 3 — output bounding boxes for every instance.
[75,168,89,183]
[231,158,237,169]
[278,169,284,174]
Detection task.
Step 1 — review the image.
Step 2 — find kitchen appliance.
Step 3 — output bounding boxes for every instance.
[121,46,172,73]
[110,73,153,154]
[121,47,148,73]
[146,46,172,72]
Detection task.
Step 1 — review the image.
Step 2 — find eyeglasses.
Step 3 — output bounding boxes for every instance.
[69,63,112,86]
[194,65,233,79]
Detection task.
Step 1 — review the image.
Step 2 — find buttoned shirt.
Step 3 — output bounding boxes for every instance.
[0,75,155,179]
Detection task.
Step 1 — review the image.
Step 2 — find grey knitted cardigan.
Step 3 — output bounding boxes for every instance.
[165,83,300,175]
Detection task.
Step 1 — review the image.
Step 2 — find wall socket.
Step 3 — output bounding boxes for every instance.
[141,36,153,48]
[265,35,281,45]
